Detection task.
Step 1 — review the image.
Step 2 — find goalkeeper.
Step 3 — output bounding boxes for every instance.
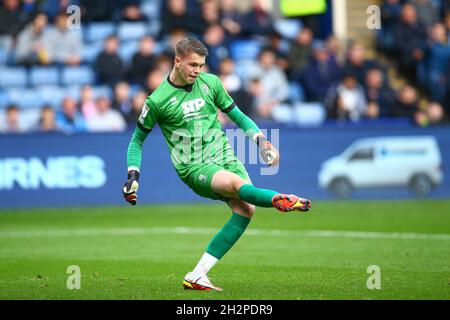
[123,38,311,291]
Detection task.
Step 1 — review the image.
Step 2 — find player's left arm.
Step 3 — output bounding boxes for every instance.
[225,106,280,167]
[214,75,279,166]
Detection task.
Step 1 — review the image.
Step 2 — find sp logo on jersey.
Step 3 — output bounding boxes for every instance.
[181,98,205,117]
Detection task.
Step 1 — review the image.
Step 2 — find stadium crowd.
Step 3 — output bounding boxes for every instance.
[0,0,448,134]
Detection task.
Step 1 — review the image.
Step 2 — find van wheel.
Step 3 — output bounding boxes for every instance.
[409,174,432,197]
[329,178,353,199]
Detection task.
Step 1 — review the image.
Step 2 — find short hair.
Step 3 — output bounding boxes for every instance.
[175,38,208,57]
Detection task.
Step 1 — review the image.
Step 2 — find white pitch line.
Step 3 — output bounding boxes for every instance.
[0,227,449,241]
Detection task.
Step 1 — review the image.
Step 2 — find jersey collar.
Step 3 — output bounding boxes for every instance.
[167,75,193,92]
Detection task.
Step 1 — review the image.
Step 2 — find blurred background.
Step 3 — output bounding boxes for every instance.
[0,0,449,208]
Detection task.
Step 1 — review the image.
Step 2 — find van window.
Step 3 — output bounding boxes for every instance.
[349,148,374,161]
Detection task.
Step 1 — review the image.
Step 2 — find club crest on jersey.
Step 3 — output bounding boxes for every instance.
[200,84,210,96]
[181,98,205,117]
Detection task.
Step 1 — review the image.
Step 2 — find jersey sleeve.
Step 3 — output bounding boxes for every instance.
[138,96,160,132]
[213,75,235,112]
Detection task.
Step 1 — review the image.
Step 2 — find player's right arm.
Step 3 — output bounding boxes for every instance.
[123,98,160,205]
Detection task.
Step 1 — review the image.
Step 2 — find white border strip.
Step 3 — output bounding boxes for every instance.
[0,227,449,240]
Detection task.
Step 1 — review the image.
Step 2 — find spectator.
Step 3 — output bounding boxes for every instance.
[364,68,396,117]
[248,47,289,119]
[199,0,221,31]
[218,57,252,115]
[80,0,114,22]
[219,0,243,40]
[265,31,290,74]
[87,96,126,132]
[424,23,450,104]
[426,102,446,124]
[0,105,26,133]
[145,68,166,94]
[394,4,428,80]
[410,0,440,28]
[79,85,97,119]
[36,105,59,133]
[43,11,82,65]
[379,0,402,50]
[15,12,49,66]
[288,27,314,79]
[56,96,87,133]
[392,85,421,120]
[112,81,133,118]
[130,36,157,87]
[343,42,381,85]
[119,0,146,22]
[0,0,22,39]
[160,0,201,37]
[125,90,147,124]
[95,35,125,86]
[203,24,229,74]
[325,73,367,122]
[301,40,342,102]
[240,0,274,37]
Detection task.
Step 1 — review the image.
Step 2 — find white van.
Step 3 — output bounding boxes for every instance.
[318,136,443,198]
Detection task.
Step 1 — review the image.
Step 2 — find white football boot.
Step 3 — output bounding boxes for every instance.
[182,272,222,291]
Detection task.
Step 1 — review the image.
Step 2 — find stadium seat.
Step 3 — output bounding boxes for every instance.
[64,85,84,102]
[81,42,103,64]
[29,67,59,87]
[274,19,303,40]
[118,41,139,65]
[61,66,95,86]
[0,49,8,65]
[117,22,148,41]
[140,0,161,19]
[288,82,305,102]
[0,67,27,88]
[92,85,113,99]
[37,86,65,109]
[229,40,262,61]
[292,102,326,126]
[85,22,116,43]
[6,88,43,109]
[234,60,259,81]
[0,90,10,108]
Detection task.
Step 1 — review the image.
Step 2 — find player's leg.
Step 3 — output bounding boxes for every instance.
[183,199,255,291]
[211,170,311,212]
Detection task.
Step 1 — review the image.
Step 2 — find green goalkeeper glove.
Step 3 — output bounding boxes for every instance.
[123,170,140,205]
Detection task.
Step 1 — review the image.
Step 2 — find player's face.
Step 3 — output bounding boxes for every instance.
[175,53,206,85]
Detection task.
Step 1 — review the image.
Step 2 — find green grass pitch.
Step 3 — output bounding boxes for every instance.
[0,200,449,300]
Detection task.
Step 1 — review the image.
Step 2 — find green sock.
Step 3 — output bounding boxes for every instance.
[206,213,251,259]
[238,184,278,208]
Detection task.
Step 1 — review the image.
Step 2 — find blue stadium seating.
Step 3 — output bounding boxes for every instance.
[37,86,65,109]
[0,90,10,108]
[81,42,103,63]
[61,66,95,86]
[119,41,139,65]
[85,22,116,43]
[92,85,113,99]
[288,82,305,102]
[229,40,262,61]
[274,19,303,40]
[6,88,43,109]
[29,67,59,87]
[0,67,27,88]
[117,22,148,41]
